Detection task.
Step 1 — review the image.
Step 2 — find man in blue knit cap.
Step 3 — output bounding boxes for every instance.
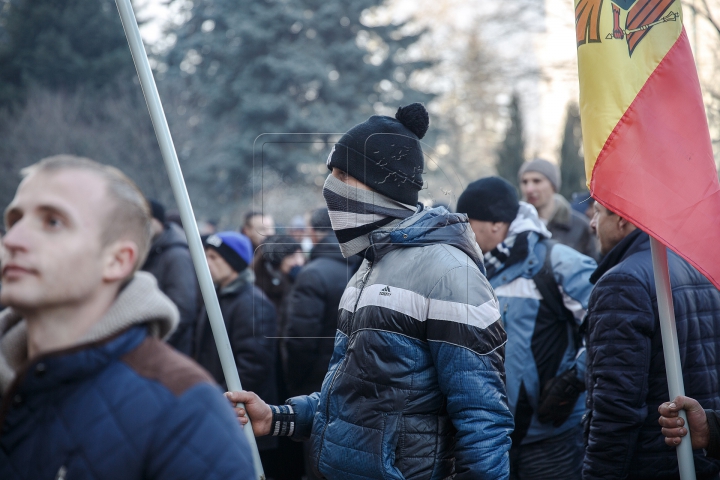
[194,232,279,468]
[228,104,513,480]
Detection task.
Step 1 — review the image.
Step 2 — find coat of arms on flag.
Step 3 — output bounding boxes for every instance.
[574,0,720,289]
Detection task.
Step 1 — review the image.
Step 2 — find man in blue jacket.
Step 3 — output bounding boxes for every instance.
[457,176,596,479]
[228,103,513,479]
[0,155,254,479]
[583,202,720,479]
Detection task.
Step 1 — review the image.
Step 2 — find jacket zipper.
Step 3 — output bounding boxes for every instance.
[316,259,374,473]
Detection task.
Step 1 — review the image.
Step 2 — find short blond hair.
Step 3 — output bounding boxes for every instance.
[21,155,153,273]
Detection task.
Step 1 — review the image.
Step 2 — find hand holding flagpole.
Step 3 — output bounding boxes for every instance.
[113,0,265,478]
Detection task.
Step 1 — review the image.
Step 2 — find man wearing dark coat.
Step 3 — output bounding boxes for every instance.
[582,201,720,480]
[194,232,279,465]
[142,200,198,355]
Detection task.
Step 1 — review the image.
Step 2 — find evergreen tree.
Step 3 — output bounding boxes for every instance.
[162,0,432,209]
[495,93,525,188]
[0,0,136,108]
[559,102,586,198]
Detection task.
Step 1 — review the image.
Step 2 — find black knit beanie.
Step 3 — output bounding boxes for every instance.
[457,177,520,223]
[326,103,429,205]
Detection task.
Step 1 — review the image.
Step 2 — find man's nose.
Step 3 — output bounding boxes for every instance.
[2,221,30,253]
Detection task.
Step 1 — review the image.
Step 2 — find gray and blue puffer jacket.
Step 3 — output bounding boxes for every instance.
[287,206,513,480]
[488,231,596,446]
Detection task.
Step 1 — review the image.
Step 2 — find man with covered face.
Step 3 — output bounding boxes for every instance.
[227,103,513,479]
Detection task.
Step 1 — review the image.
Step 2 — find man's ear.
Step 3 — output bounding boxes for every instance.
[617,215,636,232]
[102,240,139,283]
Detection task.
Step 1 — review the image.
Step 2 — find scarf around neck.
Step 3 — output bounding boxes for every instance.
[322,174,416,258]
[484,202,551,278]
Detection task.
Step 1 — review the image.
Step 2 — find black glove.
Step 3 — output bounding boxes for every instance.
[537,368,586,427]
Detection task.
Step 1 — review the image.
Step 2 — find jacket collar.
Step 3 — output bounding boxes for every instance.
[0,272,178,394]
[366,206,486,274]
[589,229,648,284]
[219,268,255,296]
[487,232,545,286]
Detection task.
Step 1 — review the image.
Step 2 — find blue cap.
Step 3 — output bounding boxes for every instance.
[204,231,253,272]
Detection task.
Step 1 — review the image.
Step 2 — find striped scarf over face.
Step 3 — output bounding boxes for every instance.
[322,174,417,258]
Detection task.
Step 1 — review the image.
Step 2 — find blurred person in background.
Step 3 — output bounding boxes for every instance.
[0,156,253,479]
[141,200,198,356]
[519,158,597,259]
[571,191,595,221]
[253,234,305,311]
[281,207,360,479]
[241,211,276,252]
[194,231,279,474]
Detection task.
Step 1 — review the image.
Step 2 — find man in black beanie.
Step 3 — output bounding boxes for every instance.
[228,104,513,480]
[141,199,198,355]
[457,176,596,480]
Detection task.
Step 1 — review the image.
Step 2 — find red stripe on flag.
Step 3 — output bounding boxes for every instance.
[591,28,720,289]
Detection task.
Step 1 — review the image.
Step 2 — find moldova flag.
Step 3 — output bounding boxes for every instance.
[575,0,720,289]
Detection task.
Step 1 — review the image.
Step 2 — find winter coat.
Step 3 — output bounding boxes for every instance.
[194,268,278,451]
[0,272,253,480]
[281,233,359,398]
[489,231,596,446]
[547,194,598,260]
[583,229,720,480]
[142,223,198,355]
[288,206,513,480]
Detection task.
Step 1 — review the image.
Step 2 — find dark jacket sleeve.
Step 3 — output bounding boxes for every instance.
[583,272,654,480]
[282,268,327,390]
[146,383,255,479]
[230,291,277,401]
[705,409,720,460]
[160,248,199,356]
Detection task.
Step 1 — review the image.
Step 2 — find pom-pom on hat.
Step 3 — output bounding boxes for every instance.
[203,231,253,273]
[326,103,429,205]
[457,177,520,224]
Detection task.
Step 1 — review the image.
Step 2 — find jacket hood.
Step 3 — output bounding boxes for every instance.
[0,271,179,393]
[549,194,573,227]
[368,206,486,274]
[310,233,345,263]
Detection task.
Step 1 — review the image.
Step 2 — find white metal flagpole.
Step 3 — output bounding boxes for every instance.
[113,0,265,478]
[650,237,696,480]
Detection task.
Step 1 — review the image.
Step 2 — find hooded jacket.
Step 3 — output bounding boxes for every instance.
[583,230,720,480]
[286,206,513,480]
[281,233,360,398]
[0,272,253,480]
[485,203,596,446]
[142,223,199,355]
[547,194,598,260]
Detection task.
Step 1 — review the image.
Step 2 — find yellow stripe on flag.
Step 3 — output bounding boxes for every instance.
[576,0,682,186]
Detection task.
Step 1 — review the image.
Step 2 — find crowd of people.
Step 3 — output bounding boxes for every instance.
[1,102,720,480]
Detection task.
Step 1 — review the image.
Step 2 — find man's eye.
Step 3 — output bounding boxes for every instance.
[46,217,63,228]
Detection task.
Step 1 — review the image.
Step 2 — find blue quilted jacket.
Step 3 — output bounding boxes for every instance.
[287,207,513,480]
[0,325,254,480]
[489,232,596,446]
[583,230,720,480]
